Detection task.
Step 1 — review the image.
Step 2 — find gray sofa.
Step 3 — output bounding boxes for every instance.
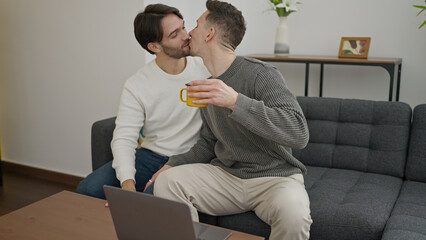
[91,97,426,240]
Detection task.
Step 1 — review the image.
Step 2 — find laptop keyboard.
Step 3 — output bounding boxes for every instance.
[194,223,209,240]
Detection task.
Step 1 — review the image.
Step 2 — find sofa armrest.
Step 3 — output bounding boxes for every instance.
[91,117,116,171]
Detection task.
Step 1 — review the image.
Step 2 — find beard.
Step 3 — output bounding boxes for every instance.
[160,40,190,59]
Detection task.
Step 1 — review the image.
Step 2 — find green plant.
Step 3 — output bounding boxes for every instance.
[268,0,302,17]
[414,0,426,29]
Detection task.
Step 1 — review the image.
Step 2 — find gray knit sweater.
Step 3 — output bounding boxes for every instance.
[167,56,309,179]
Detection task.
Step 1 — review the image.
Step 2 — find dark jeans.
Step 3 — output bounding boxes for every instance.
[76,148,169,199]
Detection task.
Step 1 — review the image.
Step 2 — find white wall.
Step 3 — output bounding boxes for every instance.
[0,0,145,176]
[1,0,425,177]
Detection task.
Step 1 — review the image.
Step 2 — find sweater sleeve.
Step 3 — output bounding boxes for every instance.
[229,66,309,149]
[167,112,217,166]
[111,81,145,184]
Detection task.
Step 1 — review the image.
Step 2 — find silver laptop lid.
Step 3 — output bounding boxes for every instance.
[103,185,231,240]
[104,185,196,240]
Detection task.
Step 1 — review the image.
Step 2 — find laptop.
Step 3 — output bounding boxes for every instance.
[103,185,232,240]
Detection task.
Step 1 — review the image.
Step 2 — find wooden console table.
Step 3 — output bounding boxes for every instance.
[247,54,402,101]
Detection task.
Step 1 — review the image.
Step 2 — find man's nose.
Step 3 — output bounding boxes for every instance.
[188,30,193,38]
[182,29,190,39]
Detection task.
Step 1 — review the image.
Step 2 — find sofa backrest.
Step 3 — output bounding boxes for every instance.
[293,97,412,178]
[405,104,426,182]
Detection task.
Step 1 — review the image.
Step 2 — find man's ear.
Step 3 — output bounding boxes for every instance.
[205,27,216,42]
[147,42,161,53]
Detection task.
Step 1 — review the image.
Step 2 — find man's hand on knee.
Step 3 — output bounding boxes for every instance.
[121,179,136,191]
[144,164,172,192]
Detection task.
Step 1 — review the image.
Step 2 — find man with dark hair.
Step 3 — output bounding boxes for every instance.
[134,4,183,55]
[148,0,312,239]
[76,4,210,199]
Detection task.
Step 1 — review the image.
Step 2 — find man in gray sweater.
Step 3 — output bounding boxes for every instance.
[146,1,312,239]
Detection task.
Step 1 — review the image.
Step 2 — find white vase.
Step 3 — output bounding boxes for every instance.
[274,17,290,55]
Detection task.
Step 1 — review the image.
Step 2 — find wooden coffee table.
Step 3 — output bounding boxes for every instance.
[0,191,264,240]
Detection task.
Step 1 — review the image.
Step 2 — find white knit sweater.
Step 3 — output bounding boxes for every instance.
[111,57,210,184]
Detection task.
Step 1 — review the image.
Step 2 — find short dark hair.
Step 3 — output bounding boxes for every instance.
[134,4,183,54]
[205,0,246,51]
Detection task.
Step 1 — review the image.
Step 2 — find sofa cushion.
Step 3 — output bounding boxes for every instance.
[305,166,403,240]
[216,211,270,238]
[206,166,403,240]
[199,212,218,226]
[294,97,412,178]
[381,181,426,240]
[405,104,426,182]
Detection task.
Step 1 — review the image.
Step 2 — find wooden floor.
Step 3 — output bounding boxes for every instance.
[0,170,77,216]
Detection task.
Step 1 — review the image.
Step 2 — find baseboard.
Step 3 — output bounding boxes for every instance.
[1,161,83,188]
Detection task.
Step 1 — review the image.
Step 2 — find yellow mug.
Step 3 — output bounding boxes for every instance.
[180,88,208,107]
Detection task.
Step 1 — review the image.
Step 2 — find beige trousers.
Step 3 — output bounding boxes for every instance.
[154,164,312,240]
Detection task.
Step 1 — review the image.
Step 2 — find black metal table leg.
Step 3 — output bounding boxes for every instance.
[396,64,402,101]
[380,64,396,101]
[320,64,324,97]
[305,63,310,96]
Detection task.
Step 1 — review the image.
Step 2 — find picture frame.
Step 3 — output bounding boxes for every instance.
[338,37,371,59]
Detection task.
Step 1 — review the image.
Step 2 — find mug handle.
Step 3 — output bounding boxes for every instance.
[180,88,186,103]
